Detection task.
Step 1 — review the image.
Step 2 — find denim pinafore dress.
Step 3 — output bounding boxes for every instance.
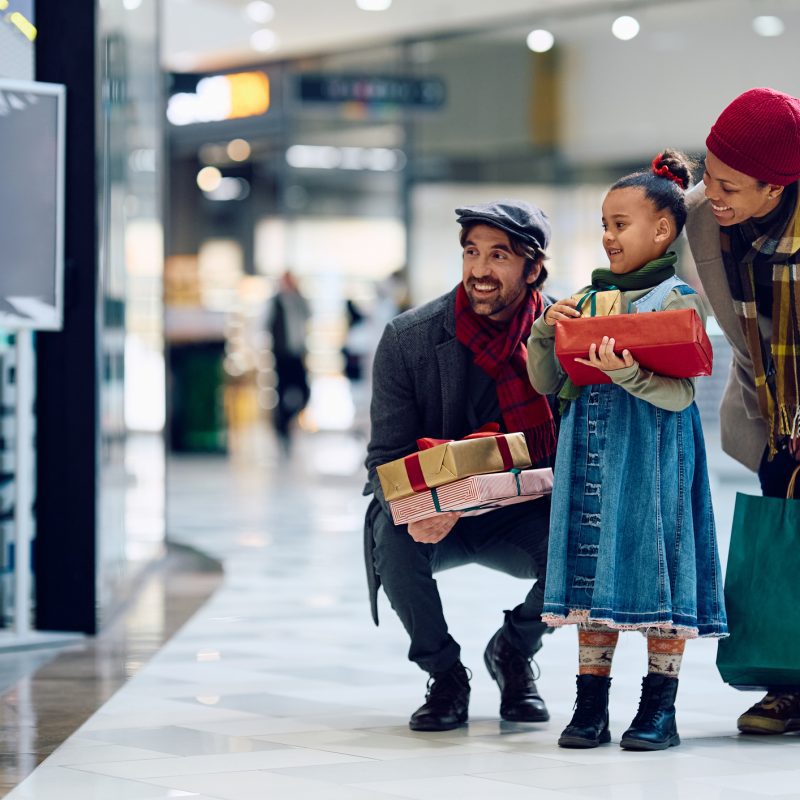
[541,277,728,638]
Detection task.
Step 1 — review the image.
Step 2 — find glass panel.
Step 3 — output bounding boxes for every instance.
[96,0,165,622]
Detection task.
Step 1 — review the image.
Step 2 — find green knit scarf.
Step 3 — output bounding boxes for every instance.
[558,252,678,406]
[590,252,677,291]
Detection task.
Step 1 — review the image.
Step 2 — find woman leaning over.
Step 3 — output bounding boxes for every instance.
[684,87,800,735]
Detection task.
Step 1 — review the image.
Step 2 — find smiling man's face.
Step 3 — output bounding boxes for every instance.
[461,225,540,323]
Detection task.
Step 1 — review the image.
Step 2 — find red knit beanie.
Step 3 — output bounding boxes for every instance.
[706,87,800,186]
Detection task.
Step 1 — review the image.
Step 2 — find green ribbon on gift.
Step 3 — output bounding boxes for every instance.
[431,468,522,513]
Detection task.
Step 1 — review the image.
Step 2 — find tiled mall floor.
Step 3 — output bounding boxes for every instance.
[7,427,800,799]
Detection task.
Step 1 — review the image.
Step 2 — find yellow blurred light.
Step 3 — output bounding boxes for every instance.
[227,138,251,162]
[0,1,9,9]
[225,72,270,119]
[197,166,222,192]
[9,12,37,41]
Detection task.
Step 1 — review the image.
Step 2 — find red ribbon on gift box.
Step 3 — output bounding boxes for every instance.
[404,424,513,493]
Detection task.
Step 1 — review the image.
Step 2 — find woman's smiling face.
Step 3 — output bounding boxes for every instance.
[702,150,782,226]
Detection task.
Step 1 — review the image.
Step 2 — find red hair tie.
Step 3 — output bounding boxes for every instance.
[651,154,685,188]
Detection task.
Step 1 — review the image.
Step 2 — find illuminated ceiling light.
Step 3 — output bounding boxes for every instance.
[752,15,784,37]
[612,15,640,41]
[197,166,222,192]
[286,145,342,169]
[250,28,278,52]
[227,138,251,161]
[285,144,406,172]
[526,29,555,53]
[122,0,142,9]
[246,1,274,23]
[356,0,392,10]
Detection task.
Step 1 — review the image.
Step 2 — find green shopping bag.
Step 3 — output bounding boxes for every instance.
[716,465,800,690]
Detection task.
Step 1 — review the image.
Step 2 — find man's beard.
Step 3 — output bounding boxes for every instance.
[464,279,526,318]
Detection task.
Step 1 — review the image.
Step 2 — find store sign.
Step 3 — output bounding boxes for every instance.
[298,74,445,109]
[167,71,270,126]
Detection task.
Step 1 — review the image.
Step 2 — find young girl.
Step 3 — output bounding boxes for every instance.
[527,150,728,752]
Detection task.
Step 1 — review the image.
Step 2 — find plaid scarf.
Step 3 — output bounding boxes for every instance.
[720,182,800,456]
[454,284,556,464]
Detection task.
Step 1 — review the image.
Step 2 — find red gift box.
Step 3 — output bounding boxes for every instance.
[554,308,713,387]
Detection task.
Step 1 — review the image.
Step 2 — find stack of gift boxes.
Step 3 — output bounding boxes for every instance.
[377,429,553,526]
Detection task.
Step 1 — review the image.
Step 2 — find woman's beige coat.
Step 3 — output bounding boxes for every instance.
[684,183,768,471]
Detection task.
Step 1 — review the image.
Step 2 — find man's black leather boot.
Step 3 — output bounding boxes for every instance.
[408,660,471,732]
[484,628,549,722]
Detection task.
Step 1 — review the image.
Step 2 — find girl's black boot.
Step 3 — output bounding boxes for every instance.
[620,674,680,751]
[558,674,612,748]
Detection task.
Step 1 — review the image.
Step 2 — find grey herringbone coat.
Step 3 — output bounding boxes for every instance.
[363,287,476,623]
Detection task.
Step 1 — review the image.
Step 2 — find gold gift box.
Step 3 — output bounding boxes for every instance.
[569,288,622,318]
[377,432,531,502]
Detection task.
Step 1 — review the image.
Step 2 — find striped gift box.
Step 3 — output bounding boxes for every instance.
[389,467,553,526]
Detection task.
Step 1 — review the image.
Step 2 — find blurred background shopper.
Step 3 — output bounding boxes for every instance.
[266,271,311,452]
[685,87,800,735]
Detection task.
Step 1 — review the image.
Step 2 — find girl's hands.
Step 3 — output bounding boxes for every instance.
[574,336,636,372]
[544,298,581,326]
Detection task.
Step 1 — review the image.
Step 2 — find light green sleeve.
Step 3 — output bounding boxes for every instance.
[527,314,566,395]
[608,290,708,412]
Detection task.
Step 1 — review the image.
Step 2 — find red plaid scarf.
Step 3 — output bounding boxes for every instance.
[454,284,556,464]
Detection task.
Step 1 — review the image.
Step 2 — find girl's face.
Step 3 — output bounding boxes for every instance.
[702,151,782,226]
[601,187,673,275]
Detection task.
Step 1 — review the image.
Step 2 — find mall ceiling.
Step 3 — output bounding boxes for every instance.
[162,0,665,72]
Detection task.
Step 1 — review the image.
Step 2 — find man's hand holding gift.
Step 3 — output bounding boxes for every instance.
[407,512,462,544]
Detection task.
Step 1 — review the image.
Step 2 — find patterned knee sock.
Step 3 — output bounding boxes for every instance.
[647,632,686,677]
[578,625,619,676]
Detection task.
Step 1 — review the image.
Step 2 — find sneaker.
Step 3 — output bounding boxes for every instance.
[737,692,800,735]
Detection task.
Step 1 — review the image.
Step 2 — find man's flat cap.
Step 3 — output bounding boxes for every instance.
[455,200,550,251]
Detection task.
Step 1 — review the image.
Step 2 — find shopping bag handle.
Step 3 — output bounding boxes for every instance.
[788,465,800,500]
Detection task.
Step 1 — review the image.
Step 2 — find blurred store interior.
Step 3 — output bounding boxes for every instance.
[0,0,798,796]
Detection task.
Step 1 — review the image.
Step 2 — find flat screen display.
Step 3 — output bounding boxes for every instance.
[0,78,65,330]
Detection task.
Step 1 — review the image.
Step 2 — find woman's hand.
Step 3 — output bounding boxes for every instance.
[790,437,800,461]
[574,336,636,372]
[544,298,581,326]
[407,512,462,544]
